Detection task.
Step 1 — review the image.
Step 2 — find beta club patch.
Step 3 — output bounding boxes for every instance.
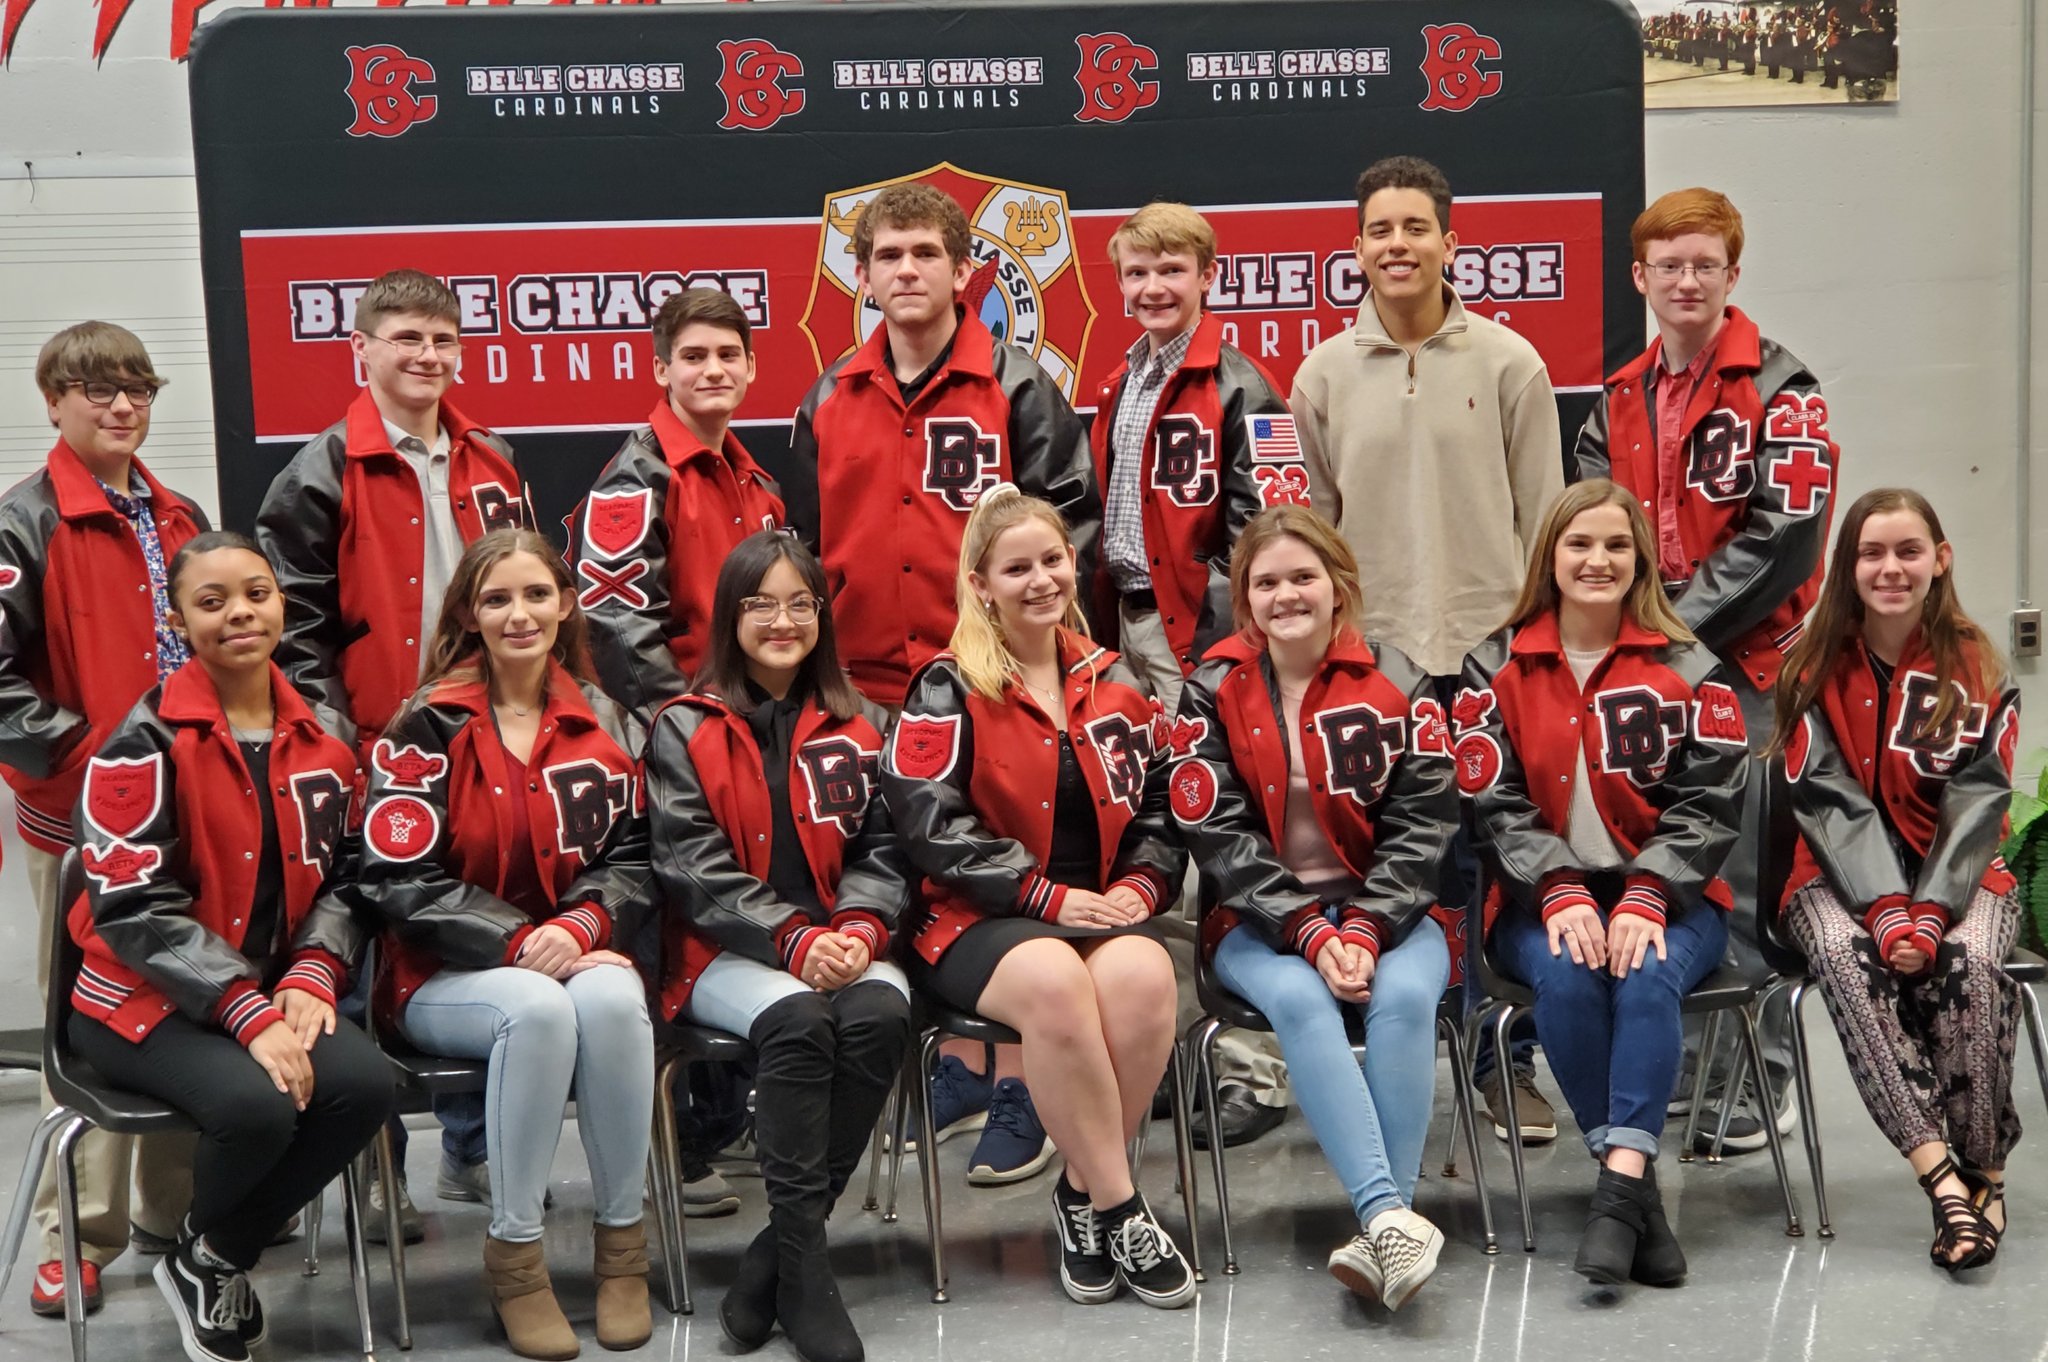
[81,840,163,893]
[1169,759,1218,825]
[372,738,448,792]
[366,794,440,862]
[83,754,164,842]
[891,712,961,782]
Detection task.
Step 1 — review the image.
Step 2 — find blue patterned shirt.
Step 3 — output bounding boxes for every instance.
[97,473,190,681]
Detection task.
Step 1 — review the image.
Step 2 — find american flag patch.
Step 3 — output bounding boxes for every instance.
[1247,414,1301,463]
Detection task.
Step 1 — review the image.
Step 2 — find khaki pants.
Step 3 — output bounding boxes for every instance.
[29,845,194,1265]
[1116,598,1187,719]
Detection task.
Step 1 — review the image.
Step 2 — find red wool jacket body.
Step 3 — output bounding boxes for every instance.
[1456,611,1749,933]
[70,661,365,1047]
[1086,314,1307,673]
[257,390,524,742]
[0,439,208,854]
[1782,633,2019,959]
[355,662,652,1025]
[644,691,911,1019]
[571,402,785,714]
[880,631,1186,965]
[1576,308,1840,690]
[785,309,1102,705]
[1169,629,1456,965]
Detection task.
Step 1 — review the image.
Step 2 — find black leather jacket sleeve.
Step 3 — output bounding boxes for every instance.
[0,491,89,774]
[834,697,915,931]
[1626,650,1749,908]
[1103,659,1188,893]
[256,431,353,723]
[571,431,689,718]
[1573,392,1614,483]
[1914,684,2019,917]
[1353,643,1459,941]
[78,696,260,1022]
[782,372,833,553]
[1785,708,1911,912]
[559,689,655,943]
[1458,633,1580,913]
[996,346,1103,609]
[1205,352,1290,658]
[881,661,1045,918]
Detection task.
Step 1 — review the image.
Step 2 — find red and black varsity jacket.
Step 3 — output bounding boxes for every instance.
[1782,633,2018,959]
[570,402,785,715]
[1169,629,1455,965]
[1576,308,1840,689]
[0,439,208,855]
[69,661,364,1047]
[257,390,524,743]
[643,690,910,1018]
[355,661,652,1023]
[1087,314,1307,673]
[785,310,1103,705]
[1456,612,1749,933]
[880,631,1185,965]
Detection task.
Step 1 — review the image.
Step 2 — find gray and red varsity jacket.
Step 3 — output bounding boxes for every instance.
[1782,633,2019,959]
[1456,612,1749,934]
[1575,308,1839,690]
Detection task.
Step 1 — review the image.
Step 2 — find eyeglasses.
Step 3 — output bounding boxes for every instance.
[366,333,464,360]
[65,381,158,408]
[740,594,819,625]
[1644,262,1729,282]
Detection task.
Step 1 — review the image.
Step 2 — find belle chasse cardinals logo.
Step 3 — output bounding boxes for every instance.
[344,43,439,139]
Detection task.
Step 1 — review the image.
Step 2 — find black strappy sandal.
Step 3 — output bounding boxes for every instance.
[1919,1155,1996,1273]
[1958,1165,2007,1267]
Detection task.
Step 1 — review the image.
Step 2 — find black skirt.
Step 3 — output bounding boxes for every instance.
[916,915,1166,1013]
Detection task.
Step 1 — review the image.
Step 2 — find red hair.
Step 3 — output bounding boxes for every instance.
[1632,188,1745,266]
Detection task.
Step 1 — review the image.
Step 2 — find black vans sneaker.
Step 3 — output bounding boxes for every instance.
[1053,1175,1119,1303]
[153,1237,253,1362]
[1103,1196,1196,1309]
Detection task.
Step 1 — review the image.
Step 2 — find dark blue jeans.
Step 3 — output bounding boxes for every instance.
[1492,903,1727,1159]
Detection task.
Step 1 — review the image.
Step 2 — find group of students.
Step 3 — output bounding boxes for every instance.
[3,155,2025,1362]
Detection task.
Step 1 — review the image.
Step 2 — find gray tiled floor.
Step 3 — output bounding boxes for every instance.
[2,992,2045,1361]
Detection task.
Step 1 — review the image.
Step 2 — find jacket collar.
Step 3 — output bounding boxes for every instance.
[1509,609,1669,659]
[1608,306,1763,388]
[158,659,328,737]
[46,439,180,524]
[343,388,489,462]
[1056,625,1118,679]
[647,400,762,477]
[838,307,997,388]
[424,658,603,731]
[1352,285,1469,351]
[1203,624,1378,674]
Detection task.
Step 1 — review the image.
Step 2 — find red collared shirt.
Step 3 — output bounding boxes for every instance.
[1650,336,1719,585]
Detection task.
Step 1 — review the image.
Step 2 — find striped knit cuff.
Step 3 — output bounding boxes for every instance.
[1107,872,1164,916]
[275,950,347,1008]
[1862,893,1915,960]
[1613,875,1669,928]
[549,904,609,954]
[16,799,71,856]
[1285,906,1340,964]
[1336,909,1383,962]
[215,981,285,1048]
[1538,875,1597,924]
[780,920,830,979]
[1908,901,1949,957]
[1019,870,1068,921]
[828,909,889,959]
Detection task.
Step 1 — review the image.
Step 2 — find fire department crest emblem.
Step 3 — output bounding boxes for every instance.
[800,162,1098,402]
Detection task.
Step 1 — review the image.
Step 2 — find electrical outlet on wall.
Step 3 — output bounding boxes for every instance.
[2014,607,2043,658]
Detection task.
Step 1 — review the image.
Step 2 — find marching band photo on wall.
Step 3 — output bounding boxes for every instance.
[1636,0,1900,107]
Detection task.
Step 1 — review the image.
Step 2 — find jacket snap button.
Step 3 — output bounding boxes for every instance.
[244,851,254,860]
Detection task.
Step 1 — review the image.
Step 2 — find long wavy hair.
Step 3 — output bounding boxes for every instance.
[1768,488,1997,756]
[1502,479,1694,640]
[693,531,862,721]
[415,528,595,695]
[948,485,1089,702]
[1226,504,1364,640]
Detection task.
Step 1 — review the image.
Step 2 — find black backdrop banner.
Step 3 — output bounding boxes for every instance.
[191,0,1643,535]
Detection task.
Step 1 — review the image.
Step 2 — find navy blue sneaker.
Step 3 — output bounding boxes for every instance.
[893,1055,994,1154]
[967,1078,1055,1185]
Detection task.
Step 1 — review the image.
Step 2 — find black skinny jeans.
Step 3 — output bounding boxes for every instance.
[69,1011,395,1269]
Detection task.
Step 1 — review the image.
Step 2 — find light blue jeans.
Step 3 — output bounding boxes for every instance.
[1213,915,1450,1225]
[403,963,654,1242]
[683,950,911,1036]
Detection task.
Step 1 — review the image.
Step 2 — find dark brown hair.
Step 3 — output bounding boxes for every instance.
[852,182,972,267]
[416,529,595,695]
[1769,488,1998,756]
[652,287,752,362]
[167,530,271,612]
[693,531,862,721]
[1355,155,1453,233]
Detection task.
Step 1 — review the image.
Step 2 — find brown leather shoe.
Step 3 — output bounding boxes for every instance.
[483,1235,580,1360]
[592,1221,651,1352]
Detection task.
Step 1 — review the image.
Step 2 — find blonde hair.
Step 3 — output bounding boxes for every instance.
[948,485,1089,701]
[1226,504,1364,637]
[1108,202,1217,272]
[1502,480,1693,640]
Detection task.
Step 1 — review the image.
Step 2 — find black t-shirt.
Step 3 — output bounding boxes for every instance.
[885,312,962,407]
[745,682,825,918]
[236,735,288,982]
[1044,732,1103,889]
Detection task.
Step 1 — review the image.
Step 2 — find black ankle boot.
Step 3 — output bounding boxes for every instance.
[1629,1163,1687,1286]
[718,1225,778,1351]
[1575,1167,1648,1285]
[775,1226,861,1362]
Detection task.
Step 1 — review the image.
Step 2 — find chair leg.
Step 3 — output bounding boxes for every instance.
[2017,979,2048,1124]
[303,1188,324,1277]
[884,1046,915,1224]
[652,1059,692,1316]
[338,1159,378,1360]
[1127,1115,1150,1173]
[1784,981,1833,1238]
[1185,1017,1238,1276]
[862,1087,892,1212]
[55,1114,90,1362]
[1166,1042,1204,1282]
[910,1030,947,1303]
[1739,1006,1803,1237]
[1440,1018,1499,1254]
[1678,1012,1722,1164]
[1705,1035,1750,1165]
[375,1124,413,1350]
[1489,1004,1534,1252]
[0,1105,71,1297]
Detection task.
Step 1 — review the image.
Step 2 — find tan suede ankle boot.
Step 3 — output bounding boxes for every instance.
[592,1221,652,1351]
[484,1235,580,1360]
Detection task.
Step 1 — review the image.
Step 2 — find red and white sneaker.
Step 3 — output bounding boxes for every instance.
[30,1260,103,1318]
